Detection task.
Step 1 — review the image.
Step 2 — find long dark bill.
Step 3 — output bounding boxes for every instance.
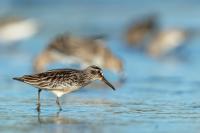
[102,77,115,90]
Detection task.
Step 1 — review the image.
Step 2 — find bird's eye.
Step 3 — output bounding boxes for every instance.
[100,71,103,75]
[91,70,97,75]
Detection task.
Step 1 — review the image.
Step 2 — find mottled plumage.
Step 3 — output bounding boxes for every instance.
[13,65,115,111]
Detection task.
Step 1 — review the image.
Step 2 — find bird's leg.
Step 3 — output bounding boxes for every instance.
[36,89,42,112]
[56,97,62,111]
[37,110,41,123]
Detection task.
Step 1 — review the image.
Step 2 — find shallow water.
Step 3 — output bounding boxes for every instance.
[1,0,200,133]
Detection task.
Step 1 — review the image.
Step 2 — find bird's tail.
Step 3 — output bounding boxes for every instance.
[13,77,24,82]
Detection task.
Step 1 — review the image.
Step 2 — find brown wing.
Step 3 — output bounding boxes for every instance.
[13,69,81,90]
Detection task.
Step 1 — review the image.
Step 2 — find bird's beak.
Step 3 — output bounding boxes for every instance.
[101,76,115,91]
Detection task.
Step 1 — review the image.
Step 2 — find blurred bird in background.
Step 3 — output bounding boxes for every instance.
[125,14,158,48]
[147,28,189,57]
[125,14,197,59]
[0,16,38,45]
[33,34,123,78]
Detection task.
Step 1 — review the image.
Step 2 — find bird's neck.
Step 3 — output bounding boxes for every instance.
[80,70,94,86]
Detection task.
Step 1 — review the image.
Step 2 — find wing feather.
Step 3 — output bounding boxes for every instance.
[13,68,82,90]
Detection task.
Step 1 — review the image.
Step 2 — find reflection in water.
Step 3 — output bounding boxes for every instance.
[37,111,79,125]
[35,111,106,133]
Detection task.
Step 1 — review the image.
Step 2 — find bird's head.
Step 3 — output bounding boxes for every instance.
[86,65,115,90]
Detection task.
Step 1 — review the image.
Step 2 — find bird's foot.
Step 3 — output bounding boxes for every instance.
[59,107,62,111]
[36,104,41,112]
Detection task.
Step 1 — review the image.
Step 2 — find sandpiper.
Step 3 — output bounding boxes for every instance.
[125,15,158,46]
[0,16,38,44]
[13,65,115,112]
[33,34,123,75]
[147,28,188,57]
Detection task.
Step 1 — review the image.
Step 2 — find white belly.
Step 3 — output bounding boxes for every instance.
[51,85,81,97]
[51,91,66,97]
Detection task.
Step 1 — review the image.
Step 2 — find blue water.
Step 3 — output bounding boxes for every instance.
[1,0,200,133]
